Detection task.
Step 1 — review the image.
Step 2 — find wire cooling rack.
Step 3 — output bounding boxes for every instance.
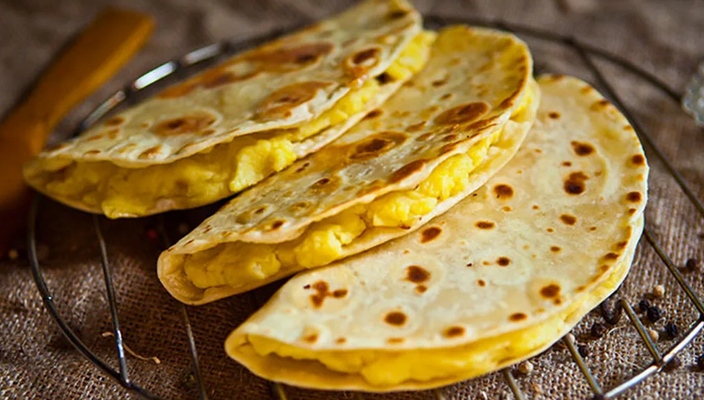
[27,14,704,400]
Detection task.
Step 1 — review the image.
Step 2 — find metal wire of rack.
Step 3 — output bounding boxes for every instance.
[27,14,704,400]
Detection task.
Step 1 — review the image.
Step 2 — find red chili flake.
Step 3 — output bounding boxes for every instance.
[147,229,159,240]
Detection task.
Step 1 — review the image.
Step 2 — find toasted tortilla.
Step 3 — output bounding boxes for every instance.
[159,26,538,304]
[24,0,424,217]
[224,75,649,391]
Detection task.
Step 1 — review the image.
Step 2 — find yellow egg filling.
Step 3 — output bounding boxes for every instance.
[242,252,630,387]
[36,32,435,218]
[180,79,537,290]
[366,135,494,228]
[182,134,497,288]
[182,80,537,290]
[282,206,368,268]
[186,242,283,289]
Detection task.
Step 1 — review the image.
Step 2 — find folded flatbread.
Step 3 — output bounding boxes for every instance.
[24,0,429,218]
[158,26,539,304]
[224,75,649,391]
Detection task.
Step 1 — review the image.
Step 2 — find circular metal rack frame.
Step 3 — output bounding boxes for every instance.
[28,14,704,400]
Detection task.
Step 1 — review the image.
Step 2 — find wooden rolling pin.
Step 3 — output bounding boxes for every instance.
[0,8,154,257]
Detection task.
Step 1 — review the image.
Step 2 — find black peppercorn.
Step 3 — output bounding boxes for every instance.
[590,322,607,339]
[638,299,651,313]
[664,322,679,339]
[599,301,623,325]
[685,258,699,273]
[578,344,589,358]
[663,357,681,372]
[696,354,704,371]
[646,306,663,323]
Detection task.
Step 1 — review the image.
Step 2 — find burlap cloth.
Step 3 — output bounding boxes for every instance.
[2,0,704,399]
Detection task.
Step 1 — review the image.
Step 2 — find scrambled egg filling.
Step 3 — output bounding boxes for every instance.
[279,207,368,268]
[244,258,627,387]
[184,134,495,287]
[182,133,500,288]
[40,32,435,218]
[186,242,283,288]
[366,138,493,228]
[182,83,536,290]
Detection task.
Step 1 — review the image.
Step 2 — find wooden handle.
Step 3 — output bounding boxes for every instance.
[0,8,153,255]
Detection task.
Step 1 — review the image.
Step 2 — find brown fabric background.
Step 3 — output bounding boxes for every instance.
[2,0,704,399]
